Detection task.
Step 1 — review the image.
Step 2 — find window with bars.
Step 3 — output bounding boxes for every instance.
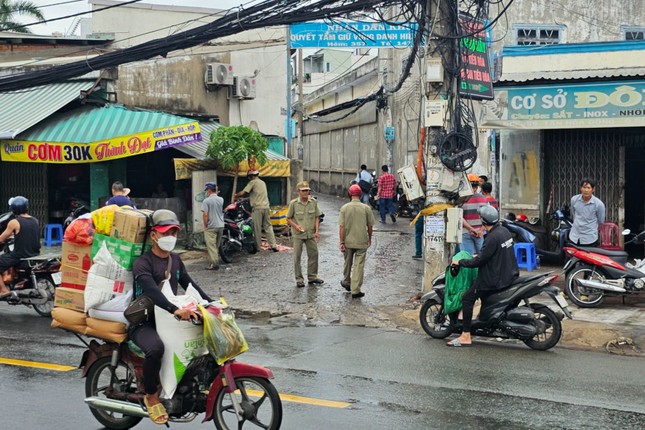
[622,26,645,41]
[514,25,563,45]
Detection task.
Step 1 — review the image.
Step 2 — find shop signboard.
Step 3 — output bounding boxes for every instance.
[289,21,418,48]
[458,15,494,100]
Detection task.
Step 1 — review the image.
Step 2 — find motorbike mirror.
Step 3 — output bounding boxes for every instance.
[622,229,631,236]
[372,171,376,176]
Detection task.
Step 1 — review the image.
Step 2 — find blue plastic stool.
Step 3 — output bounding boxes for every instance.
[44,224,64,247]
[514,242,538,272]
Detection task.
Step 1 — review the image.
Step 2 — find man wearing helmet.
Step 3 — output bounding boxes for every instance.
[447,205,519,347]
[131,209,213,424]
[0,196,40,300]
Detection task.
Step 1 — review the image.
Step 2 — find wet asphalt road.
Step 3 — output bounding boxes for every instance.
[1,305,645,429]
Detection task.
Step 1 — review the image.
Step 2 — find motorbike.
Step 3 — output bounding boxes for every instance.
[218,200,258,263]
[80,303,283,430]
[395,186,421,218]
[419,267,572,351]
[63,197,91,230]
[562,230,645,308]
[0,211,62,317]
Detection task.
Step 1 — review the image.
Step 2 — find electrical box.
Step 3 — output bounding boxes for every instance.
[446,207,463,243]
[426,58,444,83]
[397,164,424,202]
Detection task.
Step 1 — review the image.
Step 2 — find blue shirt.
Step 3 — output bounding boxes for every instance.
[569,194,605,244]
[106,195,135,208]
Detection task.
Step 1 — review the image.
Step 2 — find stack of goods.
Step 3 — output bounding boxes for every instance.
[52,205,153,343]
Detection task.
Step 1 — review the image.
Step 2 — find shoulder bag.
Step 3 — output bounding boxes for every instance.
[124,256,172,325]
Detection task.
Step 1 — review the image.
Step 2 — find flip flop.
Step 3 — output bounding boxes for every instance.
[447,339,472,347]
[0,291,12,301]
[143,397,168,425]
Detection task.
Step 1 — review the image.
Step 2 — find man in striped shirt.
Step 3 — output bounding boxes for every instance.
[461,173,488,256]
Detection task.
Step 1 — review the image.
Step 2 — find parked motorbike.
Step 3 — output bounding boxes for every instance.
[563,230,645,308]
[419,267,572,351]
[80,303,283,430]
[63,197,91,230]
[0,211,62,316]
[219,200,258,263]
[395,186,421,218]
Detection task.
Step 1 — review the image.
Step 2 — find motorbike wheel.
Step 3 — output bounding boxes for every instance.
[33,277,55,317]
[219,241,234,264]
[247,242,258,254]
[213,376,283,430]
[419,299,452,339]
[565,264,606,308]
[85,357,143,430]
[523,304,562,351]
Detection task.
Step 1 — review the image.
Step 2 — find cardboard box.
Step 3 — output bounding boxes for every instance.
[269,206,288,226]
[110,208,153,243]
[54,287,85,312]
[61,241,92,290]
[92,234,147,270]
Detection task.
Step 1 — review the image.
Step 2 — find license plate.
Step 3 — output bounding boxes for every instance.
[51,271,62,285]
[554,292,568,308]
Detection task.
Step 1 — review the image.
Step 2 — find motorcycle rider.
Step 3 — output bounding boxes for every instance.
[0,196,40,301]
[447,205,519,347]
[130,209,213,425]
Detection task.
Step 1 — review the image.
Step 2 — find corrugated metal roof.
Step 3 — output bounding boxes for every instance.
[0,80,94,139]
[498,67,645,83]
[18,104,196,142]
[175,120,289,161]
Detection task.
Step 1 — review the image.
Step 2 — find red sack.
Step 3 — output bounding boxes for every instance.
[63,216,94,245]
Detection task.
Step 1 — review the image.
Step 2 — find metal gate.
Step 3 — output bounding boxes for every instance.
[0,163,49,231]
[543,128,622,225]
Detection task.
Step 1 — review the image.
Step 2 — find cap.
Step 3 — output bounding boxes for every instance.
[467,173,480,182]
[151,209,181,233]
[204,182,217,191]
[247,170,260,176]
[297,181,311,191]
[349,184,362,196]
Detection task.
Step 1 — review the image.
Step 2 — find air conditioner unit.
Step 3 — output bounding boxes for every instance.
[231,76,256,99]
[205,63,234,86]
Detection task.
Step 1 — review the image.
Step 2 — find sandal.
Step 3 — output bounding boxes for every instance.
[144,397,168,425]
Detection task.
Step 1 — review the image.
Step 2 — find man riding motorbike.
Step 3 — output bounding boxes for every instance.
[447,205,519,347]
[0,196,40,301]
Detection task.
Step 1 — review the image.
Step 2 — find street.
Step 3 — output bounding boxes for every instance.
[1,305,645,430]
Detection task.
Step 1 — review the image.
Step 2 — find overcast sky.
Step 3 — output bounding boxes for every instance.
[24,1,254,35]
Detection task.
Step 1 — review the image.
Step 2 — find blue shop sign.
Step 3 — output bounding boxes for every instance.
[289,22,418,49]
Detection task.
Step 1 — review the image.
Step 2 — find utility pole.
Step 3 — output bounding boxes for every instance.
[286,26,293,158]
[297,48,304,160]
[422,0,455,291]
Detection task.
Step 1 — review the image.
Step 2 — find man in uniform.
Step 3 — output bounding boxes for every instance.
[286,181,323,288]
[202,182,224,270]
[339,184,375,298]
[234,171,279,252]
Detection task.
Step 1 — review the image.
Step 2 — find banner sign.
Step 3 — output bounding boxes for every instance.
[458,15,494,100]
[174,158,291,181]
[1,122,200,163]
[289,21,418,48]
[480,81,645,129]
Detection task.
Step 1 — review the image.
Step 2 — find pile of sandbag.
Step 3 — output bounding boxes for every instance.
[52,205,153,343]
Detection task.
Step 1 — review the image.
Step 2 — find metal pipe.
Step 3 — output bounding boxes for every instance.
[84,397,149,418]
[575,278,626,293]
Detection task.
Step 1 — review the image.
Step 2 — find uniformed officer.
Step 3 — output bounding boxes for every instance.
[286,181,323,288]
[234,170,279,252]
[339,184,375,298]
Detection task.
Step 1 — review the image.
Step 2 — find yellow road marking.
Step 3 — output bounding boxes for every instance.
[246,389,350,409]
[1,358,350,409]
[0,357,76,371]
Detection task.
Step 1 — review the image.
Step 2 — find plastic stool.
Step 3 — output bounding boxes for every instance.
[44,223,64,247]
[514,242,538,272]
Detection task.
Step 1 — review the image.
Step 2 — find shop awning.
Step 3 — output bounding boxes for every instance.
[0,104,201,163]
[0,80,95,139]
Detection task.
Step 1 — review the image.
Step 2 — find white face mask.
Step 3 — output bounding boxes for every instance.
[156,235,177,252]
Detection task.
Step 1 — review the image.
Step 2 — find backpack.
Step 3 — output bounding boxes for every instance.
[358,179,371,194]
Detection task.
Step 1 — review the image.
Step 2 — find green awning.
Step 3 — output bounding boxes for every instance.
[0,80,95,139]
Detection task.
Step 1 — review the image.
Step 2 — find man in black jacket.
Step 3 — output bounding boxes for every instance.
[447,205,518,347]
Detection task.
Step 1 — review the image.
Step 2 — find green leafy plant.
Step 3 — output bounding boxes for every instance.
[0,0,45,33]
[206,125,268,201]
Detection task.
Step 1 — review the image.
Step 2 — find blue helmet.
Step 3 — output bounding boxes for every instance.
[8,196,28,215]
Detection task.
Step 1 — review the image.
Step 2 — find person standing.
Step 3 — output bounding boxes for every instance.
[355,164,373,205]
[339,184,375,298]
[202,182,224,270]
[286,181,323,288]
[234,171,279,252]
[376,165,397,223]
[481,182,499,210]
[461,173,488,256]
[106,181,135,207]
[413,215,424,260]
[569,178,605,246]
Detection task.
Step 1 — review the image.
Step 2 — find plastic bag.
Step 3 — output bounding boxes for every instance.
[63,214,94,245]
[199,303,248,365]
[91,204,121,235]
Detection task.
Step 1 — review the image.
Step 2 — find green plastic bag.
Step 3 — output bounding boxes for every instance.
[443,251,478,314]
[199,303,249,365]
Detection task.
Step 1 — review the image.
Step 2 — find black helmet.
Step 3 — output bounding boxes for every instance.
[8,196,29,215]
[478,204,499,226]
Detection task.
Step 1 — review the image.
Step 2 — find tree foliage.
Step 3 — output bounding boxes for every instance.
[206,125,268,169]
[0,0,45,33]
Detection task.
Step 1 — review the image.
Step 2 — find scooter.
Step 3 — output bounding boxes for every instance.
[80,302,282,429]
[0,211,62,316]
[218,200,258,263]
[503,209,572,264]
[419,267,572,351]
[63,197,91,230]
[563,230,645,308]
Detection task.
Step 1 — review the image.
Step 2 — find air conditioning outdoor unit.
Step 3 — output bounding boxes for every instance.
[231,76,256,99]
[205,63,234,86]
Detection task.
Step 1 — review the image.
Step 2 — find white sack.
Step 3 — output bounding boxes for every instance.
[84,243,133,312]
[88,290,132,325]
[156,281,207,399]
